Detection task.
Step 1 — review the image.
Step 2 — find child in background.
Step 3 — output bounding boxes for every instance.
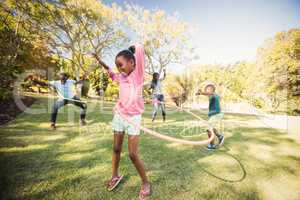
[93,44,151,199]
[196,83,225,150]
[150,69,166,122]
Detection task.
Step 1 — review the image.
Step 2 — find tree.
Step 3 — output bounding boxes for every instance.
[0,3,58,100]
[165,73,192,107]
[257,28,300,113]
[8,0,126,79]
[124,4,193,74]
[88,67,109,96]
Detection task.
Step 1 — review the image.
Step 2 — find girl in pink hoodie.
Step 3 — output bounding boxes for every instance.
[93,44,150,199]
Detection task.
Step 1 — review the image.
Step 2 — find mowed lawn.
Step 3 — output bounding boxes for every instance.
[1,96,300,200]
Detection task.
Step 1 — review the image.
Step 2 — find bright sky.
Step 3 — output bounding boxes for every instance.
[104,0,300,65]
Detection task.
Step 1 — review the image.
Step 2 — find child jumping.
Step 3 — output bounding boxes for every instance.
[150,69,166,122]
[196,83,225,150]
[93,44,151,199]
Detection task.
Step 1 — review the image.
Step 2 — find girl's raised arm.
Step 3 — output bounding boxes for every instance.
[159,68,166,81]
[92,53,110,70]
[134,44,145,83]
[92,53,118,82]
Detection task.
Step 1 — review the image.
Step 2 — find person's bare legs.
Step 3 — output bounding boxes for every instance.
[213,128,225,145]
[213,128,221,138]
[207,130,215,145]
[112,132,124,178]
[128,135,150,198]
[207,128,222,145]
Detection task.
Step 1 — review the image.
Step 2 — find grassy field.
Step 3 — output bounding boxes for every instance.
[1,96,300,200]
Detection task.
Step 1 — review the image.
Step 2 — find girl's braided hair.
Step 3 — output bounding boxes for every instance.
[115,45,136,64]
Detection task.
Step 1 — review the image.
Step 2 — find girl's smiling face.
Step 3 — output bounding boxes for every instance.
[115,55,135,75]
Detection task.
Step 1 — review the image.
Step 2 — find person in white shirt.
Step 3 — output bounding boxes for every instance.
[150,69,166,122]
[43,73,87,130]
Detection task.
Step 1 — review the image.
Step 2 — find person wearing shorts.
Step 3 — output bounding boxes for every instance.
[93,44,151,199]
[196,83,225,150]
[112,113,142,135]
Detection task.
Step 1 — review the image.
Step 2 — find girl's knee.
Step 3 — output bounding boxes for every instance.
[129,152,138,162]
[113,146,122,154]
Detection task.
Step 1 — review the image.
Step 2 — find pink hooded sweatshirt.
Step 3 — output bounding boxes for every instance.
[107,44,145,116]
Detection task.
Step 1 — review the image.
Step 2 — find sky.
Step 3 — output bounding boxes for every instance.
[104,0,300,65]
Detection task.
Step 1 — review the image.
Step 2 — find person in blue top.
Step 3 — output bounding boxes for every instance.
[34,73,87,130]
[196,83,225,150]
[49,73,87,130]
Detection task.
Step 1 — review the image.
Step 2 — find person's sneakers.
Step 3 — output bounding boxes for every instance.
[80,120,87,126]
[218,134,225,146]
[206,144,217,150]
[50,123,56,130]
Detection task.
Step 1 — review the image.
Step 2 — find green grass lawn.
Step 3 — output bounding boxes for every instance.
[1,96,300,200]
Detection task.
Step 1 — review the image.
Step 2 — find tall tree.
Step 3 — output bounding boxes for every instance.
[257,28,300,113]
[124,4,193,74]
[0,2,58,100]
[7,0,126,79]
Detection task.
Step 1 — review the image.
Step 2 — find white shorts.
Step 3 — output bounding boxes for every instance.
[208,113,224,131]
[112,113,142,135]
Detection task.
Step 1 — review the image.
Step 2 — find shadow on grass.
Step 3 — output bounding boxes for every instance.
[198,145,247,183]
